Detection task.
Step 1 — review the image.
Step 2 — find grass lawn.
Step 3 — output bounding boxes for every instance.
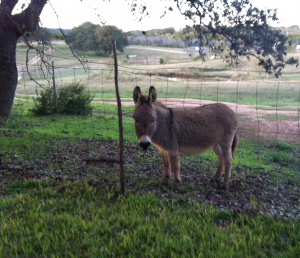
[0,180,300,257]
[0,102,299,256]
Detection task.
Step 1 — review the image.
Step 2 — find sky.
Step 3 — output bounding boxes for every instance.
[13,0,300,31]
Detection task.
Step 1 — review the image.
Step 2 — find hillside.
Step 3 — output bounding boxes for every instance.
[274,25,300,34]
[47,28,71,34]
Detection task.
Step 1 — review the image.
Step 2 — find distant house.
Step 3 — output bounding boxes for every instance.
[194,46,206,51]
[296,45,300,50]
[124,54,137,59]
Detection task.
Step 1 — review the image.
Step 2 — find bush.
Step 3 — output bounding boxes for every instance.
[162,53,171,64]
[30,82,94,116]
[159,54,171,64]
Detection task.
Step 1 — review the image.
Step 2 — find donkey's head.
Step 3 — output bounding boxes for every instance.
[132,86,157,150]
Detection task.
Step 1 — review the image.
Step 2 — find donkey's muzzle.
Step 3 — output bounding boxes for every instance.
[140,141,150,150]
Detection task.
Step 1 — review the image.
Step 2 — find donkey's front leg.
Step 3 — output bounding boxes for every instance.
[168,151,181,189]
[158,148,171,184]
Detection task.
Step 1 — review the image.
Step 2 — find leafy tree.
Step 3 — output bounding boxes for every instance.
[147,27,176,35]
[18,26,52,45]
[95,25,129,56]
[132,0,299,77]
[66,22,101,55]
[66,23,128,56]
[52,32,65,40]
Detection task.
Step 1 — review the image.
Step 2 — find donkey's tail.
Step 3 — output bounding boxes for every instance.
[231,132,238,159]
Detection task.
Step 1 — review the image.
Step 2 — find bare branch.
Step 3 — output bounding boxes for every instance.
[60,28,87,70]
[25,44,52,91]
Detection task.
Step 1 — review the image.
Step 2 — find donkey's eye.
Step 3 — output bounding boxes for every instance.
[135,119,139,123]
[151,119,154,124]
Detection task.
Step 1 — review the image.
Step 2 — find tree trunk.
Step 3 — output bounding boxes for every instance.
[0,28,18,125]
[0,0,48,126]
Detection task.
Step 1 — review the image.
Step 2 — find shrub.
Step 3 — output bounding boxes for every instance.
[159,58,164,64]
[162,53,171,64]
[30,82,94,116]
[269,151,297,164]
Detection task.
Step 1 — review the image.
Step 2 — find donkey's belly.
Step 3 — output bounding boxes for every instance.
[178,146,210,155]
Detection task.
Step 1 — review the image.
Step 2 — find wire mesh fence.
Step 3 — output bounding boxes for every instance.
[6,64,300,167]
[1,48,300,217]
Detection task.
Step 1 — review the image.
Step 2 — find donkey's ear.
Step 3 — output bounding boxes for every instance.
[148,86,156,105]
[133,86,142,106]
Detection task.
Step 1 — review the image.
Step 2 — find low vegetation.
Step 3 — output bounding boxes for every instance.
[30,82,94,116]
[0,180,300,257]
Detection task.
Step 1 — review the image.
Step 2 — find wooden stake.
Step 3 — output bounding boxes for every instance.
[52,61,58,110]
[112,41,125,194]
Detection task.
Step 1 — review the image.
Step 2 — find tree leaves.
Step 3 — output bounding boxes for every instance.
[131,0,299,77]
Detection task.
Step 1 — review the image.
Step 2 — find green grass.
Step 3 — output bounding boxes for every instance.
[0,181,300,257]
[3,101,300,177]
[269,151,298,163]
[256,106,299,111]
[1,101,300,256]
[261,113,299,121]
[273,139,298,151]
[6,101,136,141]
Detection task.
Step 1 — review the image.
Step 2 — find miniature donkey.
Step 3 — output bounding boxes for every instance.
[132,86,238,189]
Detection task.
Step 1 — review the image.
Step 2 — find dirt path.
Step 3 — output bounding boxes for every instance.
[98,97,300,142]
[17,47,55,80]
[127,46,187,54]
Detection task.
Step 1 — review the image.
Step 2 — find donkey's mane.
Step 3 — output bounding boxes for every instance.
[141,94,167,108]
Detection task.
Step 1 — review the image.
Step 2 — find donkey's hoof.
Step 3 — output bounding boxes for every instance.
[172,182,180,190]
[162,178,170,185]
[220,183,229,190]
[210,177,221,183]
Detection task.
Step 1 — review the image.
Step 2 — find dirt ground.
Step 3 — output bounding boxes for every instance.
[1,136,299,219]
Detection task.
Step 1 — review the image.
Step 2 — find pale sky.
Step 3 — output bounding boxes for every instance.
[13,0,300,31]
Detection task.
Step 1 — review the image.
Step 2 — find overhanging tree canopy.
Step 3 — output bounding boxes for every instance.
[132,0,299,77]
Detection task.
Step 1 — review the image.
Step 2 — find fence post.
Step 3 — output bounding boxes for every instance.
[112,41,125,194]
[52,61,58,110]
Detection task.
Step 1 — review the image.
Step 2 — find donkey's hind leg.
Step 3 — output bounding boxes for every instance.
[220,145,232,189]
[168,151,181,189]
[211,144,224,182]
[158,148,171,184]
